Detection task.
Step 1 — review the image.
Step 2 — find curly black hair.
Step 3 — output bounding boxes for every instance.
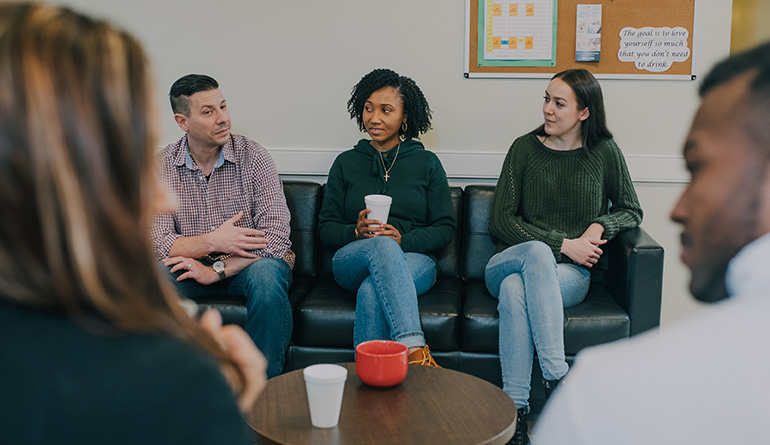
[347,68,432,140]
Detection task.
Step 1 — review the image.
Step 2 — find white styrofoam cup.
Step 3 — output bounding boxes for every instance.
[364,194,392,228]
[303,364,348,428]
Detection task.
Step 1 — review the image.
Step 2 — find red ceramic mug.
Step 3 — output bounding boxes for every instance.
[355,340,408,387]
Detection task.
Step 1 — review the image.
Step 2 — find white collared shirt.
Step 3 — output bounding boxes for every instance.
[725,232,770,300]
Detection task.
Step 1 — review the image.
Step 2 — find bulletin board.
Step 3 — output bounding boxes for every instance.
[464,0,696,79]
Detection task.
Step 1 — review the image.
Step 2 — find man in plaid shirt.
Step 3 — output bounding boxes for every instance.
[151,74,294,378]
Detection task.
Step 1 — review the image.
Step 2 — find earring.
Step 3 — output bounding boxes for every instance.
[401,121,408,133]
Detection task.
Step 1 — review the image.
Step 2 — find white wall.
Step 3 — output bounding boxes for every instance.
[51,0,733,326]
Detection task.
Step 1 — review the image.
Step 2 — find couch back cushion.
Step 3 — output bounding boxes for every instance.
[436,187,463,278]
[462,185,497,282]
[283,180,321,277]
[318,186,463,279]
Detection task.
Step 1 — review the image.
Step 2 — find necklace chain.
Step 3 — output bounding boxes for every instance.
[378,143,400,182]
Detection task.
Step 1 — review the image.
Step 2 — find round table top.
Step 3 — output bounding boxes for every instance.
[246,362,517,445]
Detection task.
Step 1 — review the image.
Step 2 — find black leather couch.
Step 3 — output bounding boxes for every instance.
[196,180,664,414]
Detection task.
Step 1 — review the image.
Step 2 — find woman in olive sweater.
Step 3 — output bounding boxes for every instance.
[319,69,455,367]
[486,69,642,444]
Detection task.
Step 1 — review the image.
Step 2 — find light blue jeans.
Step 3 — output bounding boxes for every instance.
[164,257,293,379]
[485,241,590,409]
[332,236,437,349]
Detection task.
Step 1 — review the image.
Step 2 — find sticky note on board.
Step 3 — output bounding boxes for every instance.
[576,4,602,62]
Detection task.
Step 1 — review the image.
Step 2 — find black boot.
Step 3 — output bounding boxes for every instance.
[542,377,563,402]
[509,406,530,445]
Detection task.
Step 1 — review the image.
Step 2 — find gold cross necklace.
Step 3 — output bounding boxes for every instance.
[378,142,400,182]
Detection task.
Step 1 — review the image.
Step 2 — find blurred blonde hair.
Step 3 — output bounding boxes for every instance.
[0,2,242,385]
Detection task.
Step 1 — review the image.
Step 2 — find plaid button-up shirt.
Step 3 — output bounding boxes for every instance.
[151,134,294,268]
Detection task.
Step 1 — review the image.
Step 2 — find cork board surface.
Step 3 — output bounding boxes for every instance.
[467,0,695,78]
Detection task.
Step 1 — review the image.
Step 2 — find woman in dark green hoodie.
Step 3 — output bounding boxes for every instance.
[318,69,455,367]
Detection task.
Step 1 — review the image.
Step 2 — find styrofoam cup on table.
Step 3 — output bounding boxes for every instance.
[303,364,348,428]
[364,194,392,228]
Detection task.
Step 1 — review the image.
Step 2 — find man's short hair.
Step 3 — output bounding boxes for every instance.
[700,42,770,157]
[169,74,219,116]
[700,42,770,98]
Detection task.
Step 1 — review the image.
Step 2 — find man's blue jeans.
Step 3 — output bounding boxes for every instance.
[332,236,437,349]
[485,241,590,409]
[164,258,293,379]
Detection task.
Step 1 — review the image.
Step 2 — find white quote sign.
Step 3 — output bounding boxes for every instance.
[617,27,690,72]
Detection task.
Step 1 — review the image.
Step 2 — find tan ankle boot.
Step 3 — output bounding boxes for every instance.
[407,345,441,367]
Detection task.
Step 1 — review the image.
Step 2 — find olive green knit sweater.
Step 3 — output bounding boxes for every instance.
[489,133,643,262]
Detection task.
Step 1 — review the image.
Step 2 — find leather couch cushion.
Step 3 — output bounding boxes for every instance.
[292,274,355,348]
[462,282,629,355]
[283,181,321,278]
[435,187,463,279]
[462,185,497,282]
[294,276,462,351]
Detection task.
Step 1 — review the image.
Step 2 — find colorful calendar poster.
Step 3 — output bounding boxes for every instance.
[481,0,557,66]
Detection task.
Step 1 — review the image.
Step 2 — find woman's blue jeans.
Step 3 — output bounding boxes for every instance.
[485,241,590,409]
[332,236,437,349]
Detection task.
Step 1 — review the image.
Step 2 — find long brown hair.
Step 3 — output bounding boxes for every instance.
[0,3,242,384]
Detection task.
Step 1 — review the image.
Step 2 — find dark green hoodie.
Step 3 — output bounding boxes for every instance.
[318,139,456,255]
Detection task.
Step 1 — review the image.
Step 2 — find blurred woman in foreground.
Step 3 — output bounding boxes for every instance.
[0,4,264,443]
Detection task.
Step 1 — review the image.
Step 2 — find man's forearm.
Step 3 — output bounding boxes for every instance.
[222,255,262,278]
[168,233,214,259]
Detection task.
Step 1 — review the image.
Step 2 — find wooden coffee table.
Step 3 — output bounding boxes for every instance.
[246,363,517,444]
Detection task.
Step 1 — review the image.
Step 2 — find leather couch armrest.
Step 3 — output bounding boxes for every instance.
[606,227,664,336]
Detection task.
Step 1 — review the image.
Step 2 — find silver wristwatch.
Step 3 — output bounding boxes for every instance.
[212,260,226,280]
